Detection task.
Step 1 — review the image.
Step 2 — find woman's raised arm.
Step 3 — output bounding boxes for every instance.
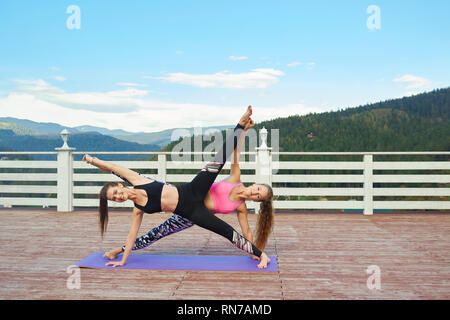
[83,154,150,186]
[106,207,144,267]
[229,118,254,182]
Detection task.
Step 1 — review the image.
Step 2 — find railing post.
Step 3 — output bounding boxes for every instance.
[55,129,75,212]
[157,154,166,181]
[255,127,272,214]
[363,154,373,215]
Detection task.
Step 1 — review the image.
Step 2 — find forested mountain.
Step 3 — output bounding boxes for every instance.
[163,88,450,153]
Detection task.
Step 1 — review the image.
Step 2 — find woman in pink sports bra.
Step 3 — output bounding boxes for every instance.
[104,119,274,260]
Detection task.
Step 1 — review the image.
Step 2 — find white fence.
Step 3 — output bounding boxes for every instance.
[0,134,449,215]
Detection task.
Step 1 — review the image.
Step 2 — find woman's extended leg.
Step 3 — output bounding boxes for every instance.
[121,214,194,251]
[190,121,246,200]
[187,204,262,257]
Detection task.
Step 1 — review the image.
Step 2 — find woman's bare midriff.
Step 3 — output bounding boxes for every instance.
[160,185,179,212]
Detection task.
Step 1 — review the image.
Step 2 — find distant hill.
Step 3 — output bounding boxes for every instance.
[0,130,160,160]
[163,88,450,153]
[0,117,234,147]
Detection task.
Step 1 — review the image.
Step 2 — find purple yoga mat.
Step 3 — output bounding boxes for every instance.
[75,252,278,272]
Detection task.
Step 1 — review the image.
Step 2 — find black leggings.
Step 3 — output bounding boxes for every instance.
[115,123,263,257]
[174,124,263,257]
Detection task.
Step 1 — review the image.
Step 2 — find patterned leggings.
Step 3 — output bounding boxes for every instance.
[121,214,194,252]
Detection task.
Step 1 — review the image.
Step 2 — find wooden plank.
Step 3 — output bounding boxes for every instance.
[373,201,450,210]
[273,188,364,196]
[276,161,364,170]
[1,211,449,299]
[373,162,450,170]
[273,187,450,197]
[0,173,57,181]
[0,161,57,169]
[373,188,450,196]
[0,197,57,206]
[0,185,57,193]
[73,198,133,207]
[373,175,450,183]
[272,175,365,183]
[273,200,364,209]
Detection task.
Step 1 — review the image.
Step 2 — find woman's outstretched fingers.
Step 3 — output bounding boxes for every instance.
[83,154,94,164]
[105,261,124,267]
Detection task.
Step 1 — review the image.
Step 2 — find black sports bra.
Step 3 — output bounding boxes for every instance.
[133,181,165,214]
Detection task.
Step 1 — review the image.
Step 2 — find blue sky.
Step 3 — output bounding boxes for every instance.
[0,0,449,132]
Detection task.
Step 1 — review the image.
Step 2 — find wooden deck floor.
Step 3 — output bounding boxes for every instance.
[0,209,449,300]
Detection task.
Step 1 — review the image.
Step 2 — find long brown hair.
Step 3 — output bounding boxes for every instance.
[99,182,119,238]
[254,184,274,250]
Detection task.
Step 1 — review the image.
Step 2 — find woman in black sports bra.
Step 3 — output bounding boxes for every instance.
[83,106,270,269]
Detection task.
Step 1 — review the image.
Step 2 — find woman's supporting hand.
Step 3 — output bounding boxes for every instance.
[105,260,126,267]
[103,248,122,260]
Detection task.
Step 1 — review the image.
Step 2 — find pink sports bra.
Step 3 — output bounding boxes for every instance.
[210,180,245,214]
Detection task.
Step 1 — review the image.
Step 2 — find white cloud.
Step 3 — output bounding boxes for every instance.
[392,74,432,89]
[14,79,64,93]
[0,78,319,133]
[287,61,315,69]
[48,87,148,110]
[153,68,285,89]
[229,56,248,61]
[12,79,149,113]
[0,91,239,132]
[116,82,147,87]
[48,75,66,82]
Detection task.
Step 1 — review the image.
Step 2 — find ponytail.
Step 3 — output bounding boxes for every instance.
[98,182,119,238]
[254,184,274,250]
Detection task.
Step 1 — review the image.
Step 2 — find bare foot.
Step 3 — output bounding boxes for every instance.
[257,252,271,269]
[239,105,252,127]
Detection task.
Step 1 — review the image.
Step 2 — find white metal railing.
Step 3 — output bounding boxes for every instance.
[0,130,449,214]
